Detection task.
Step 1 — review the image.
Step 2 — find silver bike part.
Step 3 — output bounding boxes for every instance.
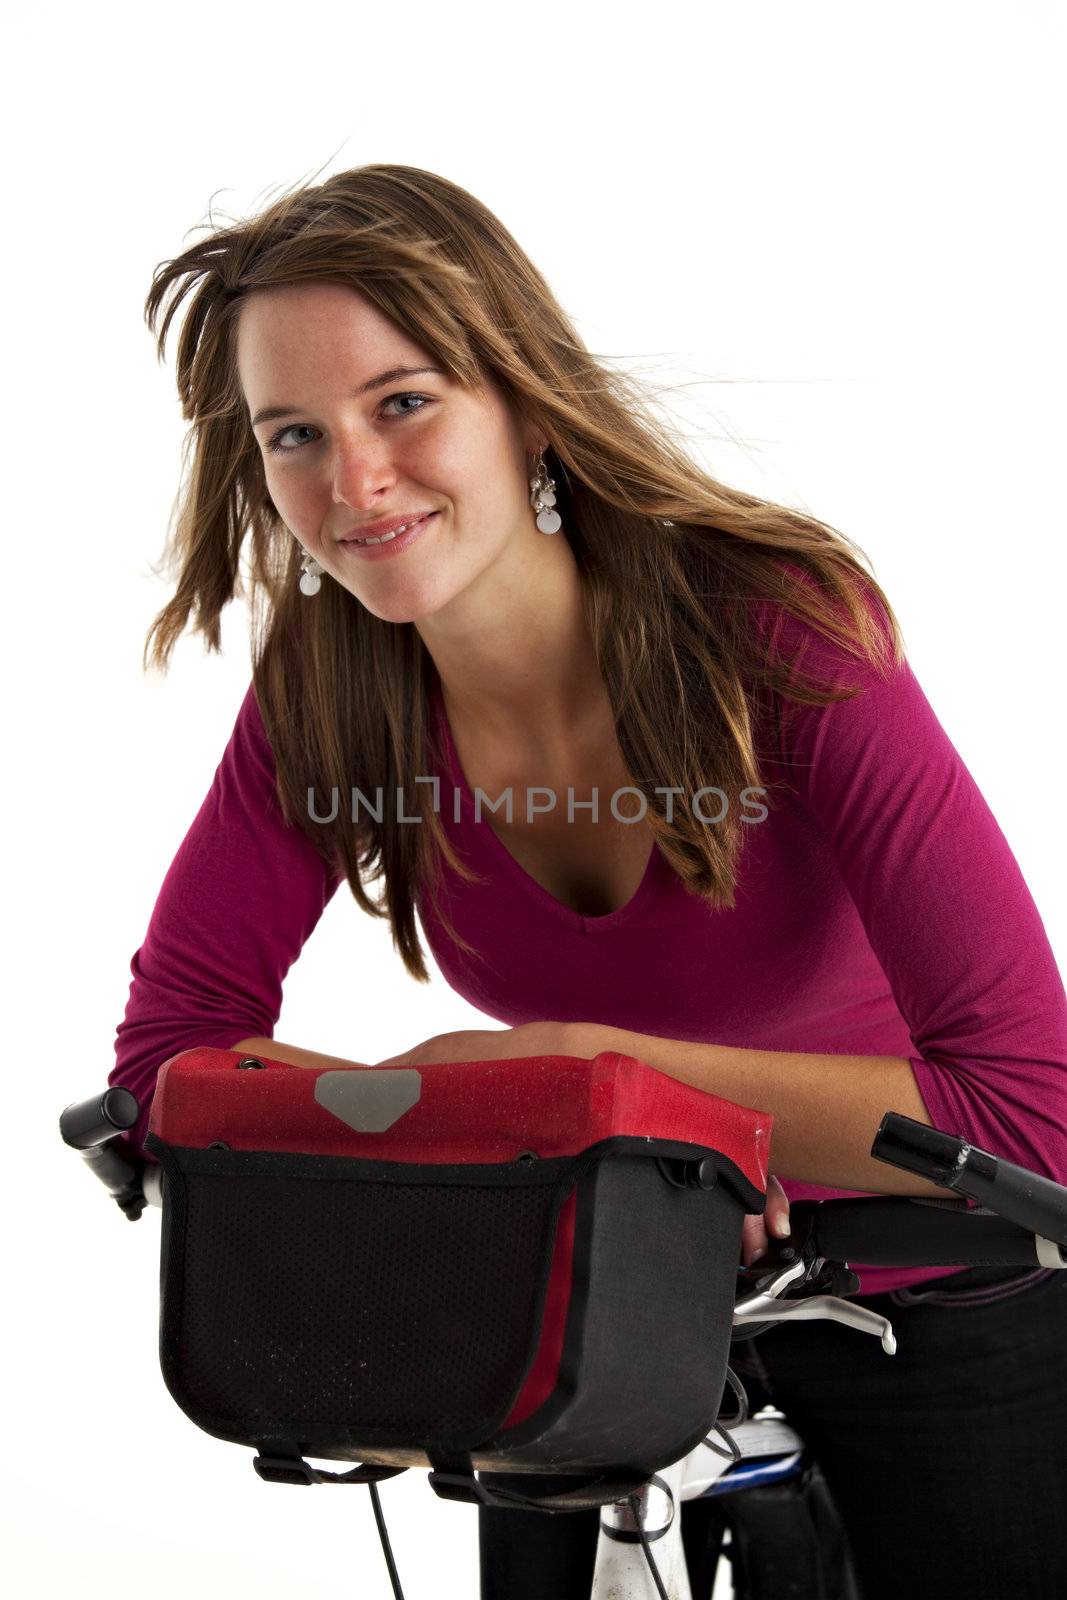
[1036,1234,1066,1267]
[733,1255,897,1353]
[733,1256,809,1307]
[679,1408,805,1501]
[601,1473,676,1538]
[736,1293,897,1355]
[142,1165,163,1208]
[594,1455,693,1599]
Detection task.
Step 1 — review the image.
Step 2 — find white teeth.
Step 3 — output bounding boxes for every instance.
[355,514,426,546]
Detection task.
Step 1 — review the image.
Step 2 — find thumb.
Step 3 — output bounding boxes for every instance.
[739,1174,792,1269]
[765,1173,792,1239]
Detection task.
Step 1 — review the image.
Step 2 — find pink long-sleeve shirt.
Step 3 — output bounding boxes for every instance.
[110,604,1067,1295]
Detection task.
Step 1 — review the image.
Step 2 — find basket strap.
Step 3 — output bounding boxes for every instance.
[427,1448,649,1512]
[253,1448,408,1487]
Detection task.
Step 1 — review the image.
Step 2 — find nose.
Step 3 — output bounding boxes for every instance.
[330,430,398,510]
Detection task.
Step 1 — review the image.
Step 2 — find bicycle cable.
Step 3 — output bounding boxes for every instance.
[356,1365,753,1597]
[366,1462,684,1599]
[626,1491,672,1600]
[366,1480,406,1600]
[621,1360,751,1597]
[702,1362,748,1462]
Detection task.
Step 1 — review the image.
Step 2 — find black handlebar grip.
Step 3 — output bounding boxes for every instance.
[871,1113,969,1184]
[799,1197,1054,1267]
[60,1088,139,1149]
[873,1113,1067,1248]
[59,1088,148,1221]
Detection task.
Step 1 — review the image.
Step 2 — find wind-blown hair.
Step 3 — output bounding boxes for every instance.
[142,162,905,981]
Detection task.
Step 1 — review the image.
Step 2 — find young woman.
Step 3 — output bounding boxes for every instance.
[111,164,1067,1600]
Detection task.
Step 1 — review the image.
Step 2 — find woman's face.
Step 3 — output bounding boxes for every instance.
[236,280,545,624]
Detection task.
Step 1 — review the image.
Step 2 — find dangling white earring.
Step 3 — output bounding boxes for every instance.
[299,550,324,596]
[529,451,562,535]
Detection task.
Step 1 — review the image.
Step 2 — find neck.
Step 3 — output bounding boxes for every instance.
[415,534,607,747]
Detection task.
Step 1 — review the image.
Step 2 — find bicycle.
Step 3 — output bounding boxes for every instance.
[61,1076,1067,1600]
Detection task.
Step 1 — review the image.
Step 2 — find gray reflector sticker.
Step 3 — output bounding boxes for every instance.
[314,1069,423,1132]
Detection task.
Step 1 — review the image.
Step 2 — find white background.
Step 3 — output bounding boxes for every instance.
[4,2,1064,1596]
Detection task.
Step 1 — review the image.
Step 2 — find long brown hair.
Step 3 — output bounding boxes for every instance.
[142,162,905,981]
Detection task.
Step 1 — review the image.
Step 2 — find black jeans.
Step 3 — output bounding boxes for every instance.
[476,1263,1067,1600]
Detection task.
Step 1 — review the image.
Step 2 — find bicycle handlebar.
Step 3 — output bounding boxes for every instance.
[59,1088,156,1220]
[872,1111,1067,1248]
[791,1195,1063,1270]
[59,1090,1067,1269]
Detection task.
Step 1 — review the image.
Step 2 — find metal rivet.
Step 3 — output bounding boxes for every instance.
[208,1141,230,1151]
[236,1057,266,1070]
[515,1150,539,1163]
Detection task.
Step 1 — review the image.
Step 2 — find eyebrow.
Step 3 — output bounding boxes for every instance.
[249,366,445,430]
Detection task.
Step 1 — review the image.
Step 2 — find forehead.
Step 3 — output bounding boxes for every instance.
[235,282,431,386]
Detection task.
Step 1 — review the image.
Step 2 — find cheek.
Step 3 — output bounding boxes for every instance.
[424,405,516,492]
[264,468,317,529]
[409,430,469,489]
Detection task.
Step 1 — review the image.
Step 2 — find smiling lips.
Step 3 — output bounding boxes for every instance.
[338,509,439,558]
[340,511,436,546]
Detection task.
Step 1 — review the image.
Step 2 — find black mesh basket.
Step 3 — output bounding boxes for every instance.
[143,1047,770,1510]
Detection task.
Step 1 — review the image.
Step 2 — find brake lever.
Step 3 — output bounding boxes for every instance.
[736,1202,861,1299]
[732,1219,897,1354]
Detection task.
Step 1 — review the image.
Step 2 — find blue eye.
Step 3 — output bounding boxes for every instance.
[383,392,431,419]
[266,423,317,454]
[264,392,432,454]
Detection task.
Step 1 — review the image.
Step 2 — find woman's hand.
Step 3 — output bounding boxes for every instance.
[740,1174,792,1268]
[373,1020,603,1068]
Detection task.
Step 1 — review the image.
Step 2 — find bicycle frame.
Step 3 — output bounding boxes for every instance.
[593,1412,857,1600]
[595,1453,698,1599]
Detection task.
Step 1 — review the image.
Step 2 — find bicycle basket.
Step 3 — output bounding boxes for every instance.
[144,1047,771,1510]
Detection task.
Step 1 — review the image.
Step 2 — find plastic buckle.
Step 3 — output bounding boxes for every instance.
[253,1454,315,1486]
[427,1469,481,1505]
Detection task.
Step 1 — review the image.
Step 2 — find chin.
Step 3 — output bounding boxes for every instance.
[349,582,453,628]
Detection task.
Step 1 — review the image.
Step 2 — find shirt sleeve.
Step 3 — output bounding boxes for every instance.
[767,596,1067,1185]
[109,681,343,1158]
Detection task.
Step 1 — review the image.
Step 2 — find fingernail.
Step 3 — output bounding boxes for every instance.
[748,1248,766,1266]
[771,1216,791,1238]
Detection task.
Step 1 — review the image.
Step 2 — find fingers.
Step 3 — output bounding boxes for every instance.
[740,1175,791,1269]
[765,1173,792,1239]
[740,1212,769,1268]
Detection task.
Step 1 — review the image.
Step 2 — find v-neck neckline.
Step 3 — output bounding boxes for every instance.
[428,670,661,934]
